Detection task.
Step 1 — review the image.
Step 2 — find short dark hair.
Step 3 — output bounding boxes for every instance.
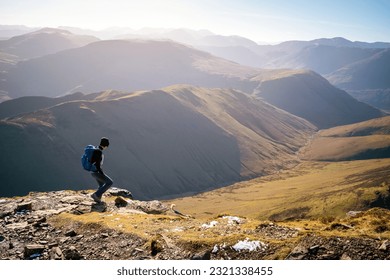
[100,137,110,147]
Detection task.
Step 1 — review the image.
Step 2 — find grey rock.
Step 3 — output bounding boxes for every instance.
[0,210,13,219]
[107,188,133,199]
[286,244,308,260]
[16,202,33,212]
[151,239,163,256]
[115,196,128,208]
[91,203,107,213]
[48,242,59,249]
[60,195,87,204]
[6,221,29,230]
[340,253,352,260]
[346,211,362,217]
[24,244,45,259]
[379,240,389,251]
[65,229,77,237]
[191,250,211,260]
[63,246,83,260]
[50,247,65,260]
[131,200,169,214]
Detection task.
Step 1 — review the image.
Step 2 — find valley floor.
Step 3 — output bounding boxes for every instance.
[167,159,390,220]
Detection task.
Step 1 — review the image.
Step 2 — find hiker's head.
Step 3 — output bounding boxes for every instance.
[99,137,110,149]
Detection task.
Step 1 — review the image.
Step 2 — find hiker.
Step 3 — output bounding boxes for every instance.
[82,137,113,203]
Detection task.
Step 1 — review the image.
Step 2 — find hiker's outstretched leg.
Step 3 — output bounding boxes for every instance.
[91,172,113,198]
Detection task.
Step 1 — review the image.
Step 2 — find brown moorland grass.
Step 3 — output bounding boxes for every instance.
[167,159,390,220]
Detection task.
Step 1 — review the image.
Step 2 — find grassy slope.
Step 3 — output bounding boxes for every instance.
[167,159,390,220]
[300,116,390,161]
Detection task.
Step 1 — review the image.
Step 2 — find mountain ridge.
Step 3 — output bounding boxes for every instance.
[0,85,315,199]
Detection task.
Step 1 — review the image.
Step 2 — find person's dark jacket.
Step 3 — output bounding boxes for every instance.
[90,147,104,174]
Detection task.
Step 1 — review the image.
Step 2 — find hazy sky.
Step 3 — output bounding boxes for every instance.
[0,0,389,42]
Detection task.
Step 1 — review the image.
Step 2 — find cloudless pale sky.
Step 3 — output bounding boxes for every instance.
[0,0,389,42]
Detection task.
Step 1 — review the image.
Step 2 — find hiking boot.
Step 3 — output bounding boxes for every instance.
[91,193,102,203]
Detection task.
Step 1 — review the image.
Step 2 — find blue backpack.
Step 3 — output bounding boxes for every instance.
[81,145,98,172]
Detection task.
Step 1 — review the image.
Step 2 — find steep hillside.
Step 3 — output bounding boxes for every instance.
[0,86,315,199]
[300,116,390,161]
[253,70,384,129]
[347,89,390,112]
[0,51,19,101]
[3,39,259,98]
[0,28,99,59]
[326,49,390,112]
[327,48,390,90]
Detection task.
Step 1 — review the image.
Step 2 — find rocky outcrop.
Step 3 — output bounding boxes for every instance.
[1,189,390,260]
[286,235,390,260]
[0,188,168,260]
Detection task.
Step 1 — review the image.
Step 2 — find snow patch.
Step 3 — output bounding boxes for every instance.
[222,216,242,225]
[201,221,218,229]
[232,238,267,252]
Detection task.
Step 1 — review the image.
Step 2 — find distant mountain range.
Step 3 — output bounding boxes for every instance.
[0,29,383,128]
[1,26,389,110]
[1,39,258,98]
[111,28,390,112]
[0,27,98,59]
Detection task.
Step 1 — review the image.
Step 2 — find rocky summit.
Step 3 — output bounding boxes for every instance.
[0,189,390,260]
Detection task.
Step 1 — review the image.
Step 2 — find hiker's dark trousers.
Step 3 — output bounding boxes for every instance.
[91,172,113,197]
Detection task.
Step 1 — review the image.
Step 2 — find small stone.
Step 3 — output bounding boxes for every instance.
[6,221,29,230]
[0,210,13,219]
[151,239,163,256]
[65,229,77,237]
[63,246,82,260]
[191,250,211,260]
[74,235,84,241]
[379,240,389,251]
[309,245,320,251]
[50,247,65,260]
[24,244,45,259]
[91,203,107,213]
[107,187,133,199]
[340,253,352,260]
[48,242,58,248]
[115,197,128,208]
[286,244,308,260]
[16,202,33,212]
